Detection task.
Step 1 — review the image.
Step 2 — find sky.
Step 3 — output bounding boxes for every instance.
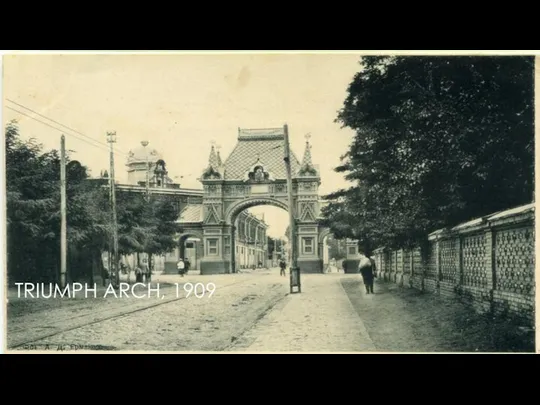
[2,52,363,238]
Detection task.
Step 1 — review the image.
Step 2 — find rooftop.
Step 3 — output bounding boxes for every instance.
[126,145,163,165]
[177,205,203,223]
[222,127,302,180]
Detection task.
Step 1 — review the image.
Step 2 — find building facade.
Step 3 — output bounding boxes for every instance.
[234,211,268,269]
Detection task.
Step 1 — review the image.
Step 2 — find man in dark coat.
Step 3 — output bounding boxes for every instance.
[358,255,376,294]
[279,259,287,276]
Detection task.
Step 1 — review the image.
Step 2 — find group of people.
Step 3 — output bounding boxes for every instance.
[115,258,152,283]
[172,253,375,294]
[131,261,151,283]
[277,255,376,294]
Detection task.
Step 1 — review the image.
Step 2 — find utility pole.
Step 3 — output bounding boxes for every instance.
[107,131,120,288]
[141,140,150,201]
[283,124,300,293]
[60,135,67,288]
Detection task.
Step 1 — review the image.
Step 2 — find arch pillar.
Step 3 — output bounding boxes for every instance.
[296,223,324,273]
[230,224,237,273]
[343,238,361,274]
[200,224,231,275]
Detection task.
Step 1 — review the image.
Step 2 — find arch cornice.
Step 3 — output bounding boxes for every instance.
[225,197,289,224]
[318,227,332,243]
[178,229,204,241]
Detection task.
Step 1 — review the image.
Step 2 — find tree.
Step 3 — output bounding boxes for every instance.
[85,190,181,279]
[5,120,182,284]
[326,236,347,261]
[320,56,534,251]
[139,196,182,270]
[267,236,287,256]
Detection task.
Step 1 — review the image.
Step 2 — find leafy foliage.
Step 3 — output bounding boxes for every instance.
[320,56,534,252]
[325,236,347,261]
[6,121,78,282]
[267,236,287,257]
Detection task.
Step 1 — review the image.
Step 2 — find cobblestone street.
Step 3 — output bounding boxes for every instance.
[7,269,535,353]
[227,273,376,352]
[7,269,289,351]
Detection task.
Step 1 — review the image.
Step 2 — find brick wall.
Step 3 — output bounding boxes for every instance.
[373,203,535,325]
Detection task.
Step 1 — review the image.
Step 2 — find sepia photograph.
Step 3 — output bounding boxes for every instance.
[1,51,536,353]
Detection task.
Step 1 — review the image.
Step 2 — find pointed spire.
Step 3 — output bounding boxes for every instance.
[301,133,313,167]
[298,132,318,177]
[208,141,219,168]
[202,141,222,180]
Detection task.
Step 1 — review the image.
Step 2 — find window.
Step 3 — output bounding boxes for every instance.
[186,242,194,249]
[348,247,356,255]
[207,239,218,256]
[302,237,314,255]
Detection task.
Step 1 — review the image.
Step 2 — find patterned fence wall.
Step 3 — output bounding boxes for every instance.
[411,248,424,290]
[395,249,403,284]
[373,204,535,325]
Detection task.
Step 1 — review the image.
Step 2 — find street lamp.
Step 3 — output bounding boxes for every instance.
[283,124,300,293]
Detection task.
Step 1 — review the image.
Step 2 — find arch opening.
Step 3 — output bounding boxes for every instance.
[226,197,289,225]
[176,232,203,272]
[229,201,289,273]
[319,233,347,274]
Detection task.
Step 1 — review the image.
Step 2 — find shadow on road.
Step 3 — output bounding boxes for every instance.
[341,277,535,353]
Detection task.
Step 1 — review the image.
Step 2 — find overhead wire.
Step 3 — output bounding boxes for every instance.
[5,105,115,156]
[5,99,130,157]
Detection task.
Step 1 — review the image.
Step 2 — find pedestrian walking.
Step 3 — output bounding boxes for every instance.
[146,259,153,282]
[369,256,377,279]
[177,258,185,277]
[358,254,376,294]
[135,264,143,283]
[279,259,287,277]
[141,257,150,283]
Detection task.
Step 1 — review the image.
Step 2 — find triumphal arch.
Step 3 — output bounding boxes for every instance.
[195,127,327,274]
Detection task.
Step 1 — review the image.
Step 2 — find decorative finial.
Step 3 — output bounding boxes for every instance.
[216,144,223,166]
[141,140,149,147]
[210,140,216,147]
[305,132,311,142]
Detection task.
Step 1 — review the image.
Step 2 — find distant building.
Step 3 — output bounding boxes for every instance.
[126,145,179,189]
